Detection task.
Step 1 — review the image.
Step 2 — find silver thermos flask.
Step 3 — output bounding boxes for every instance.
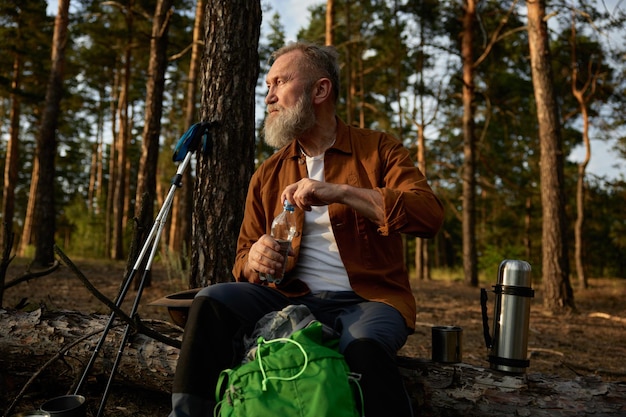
[481,259,534,373]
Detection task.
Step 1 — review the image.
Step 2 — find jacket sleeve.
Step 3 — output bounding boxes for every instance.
[232,169,268,282]
[374,136,444,238]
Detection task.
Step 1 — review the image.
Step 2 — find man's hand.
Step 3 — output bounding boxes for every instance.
[281,178,337,212]
[244,234,286,283]
[281,178,385,224]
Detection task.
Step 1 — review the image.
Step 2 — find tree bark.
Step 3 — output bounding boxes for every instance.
[570,15,599,291]
[169,0,205,266]
[416,125,429,281]
[132,0,175,287]
[526,0,575,312]
[112,2,134,260]
[0,309,180,395]
[461,0,478,287]
[135,0,175,227]
[19,159,38,257]
[105,72,120,259]
[31,0,70,268]
[190,0,261,287]
[325,0,335,46]
[1,53,22,246]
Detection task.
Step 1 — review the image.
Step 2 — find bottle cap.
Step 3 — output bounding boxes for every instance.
[283,200,295,211]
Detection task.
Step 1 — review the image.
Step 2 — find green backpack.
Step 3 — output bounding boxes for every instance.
[215,318,363,417]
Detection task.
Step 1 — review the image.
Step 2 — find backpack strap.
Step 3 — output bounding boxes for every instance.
[256,336,309,391]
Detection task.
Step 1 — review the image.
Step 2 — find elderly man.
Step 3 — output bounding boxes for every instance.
[170,42,444,417]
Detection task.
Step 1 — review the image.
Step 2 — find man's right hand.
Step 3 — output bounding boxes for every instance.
[244,234,285,283]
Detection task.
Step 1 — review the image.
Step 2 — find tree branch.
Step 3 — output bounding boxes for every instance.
[53,245,181,349]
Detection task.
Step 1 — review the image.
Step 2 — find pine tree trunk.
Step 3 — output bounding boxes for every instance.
[189,0,261,287]
[32,0,70,268]
[570,17,593,291]
[132,0,175,288]
[19,159,38,257]
[136,0,175,225]
[415,120,430,280]
[169,0,204,265]
[526,0,575,312]
[325,0,335,46]
[96,90,106,208]
[1,53,22,246]
[112,4,134,260]
[105,73,120,259]
[461,0,478,287]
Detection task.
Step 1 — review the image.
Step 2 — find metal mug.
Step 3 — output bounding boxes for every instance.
[40,395,86,417]
[431,325,463,363]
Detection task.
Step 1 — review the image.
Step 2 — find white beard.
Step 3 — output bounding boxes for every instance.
[263,93,316,149]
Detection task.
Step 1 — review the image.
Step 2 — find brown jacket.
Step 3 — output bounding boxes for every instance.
[232,118,444,330]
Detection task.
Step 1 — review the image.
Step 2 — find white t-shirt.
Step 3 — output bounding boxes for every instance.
[292,153,352,293]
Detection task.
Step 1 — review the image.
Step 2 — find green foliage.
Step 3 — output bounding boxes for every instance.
[429,266,464,282]
[161,245,190,292]
[61,196,107,258]
[478,244,527,284]
[582,178,626,277]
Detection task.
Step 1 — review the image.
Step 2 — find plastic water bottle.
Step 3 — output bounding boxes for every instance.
[259,200,296,284]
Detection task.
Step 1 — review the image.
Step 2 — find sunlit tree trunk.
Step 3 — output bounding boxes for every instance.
[132,0,175,286]
[31,0,70,268]
[358,54,365,128]
[88,142,98,213]
[570,15,599,290]
[410,4,443,280]
[325,0,334,45]
[189,0,261,287]
[461,0,478,287]
[415,124,429,280]
[105,70,120,258]
[18,159,37,257]
[413,65,429,280]
[344,0,353,125]
[2,53,22,245]
[135,0,175,223]
[112,3,134,260]
[96,91,105,208]
[526,0,575,312]
[88,88,106,215]
[169,0,204,268]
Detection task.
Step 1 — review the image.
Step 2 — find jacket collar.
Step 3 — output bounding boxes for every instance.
[280,116,352,161]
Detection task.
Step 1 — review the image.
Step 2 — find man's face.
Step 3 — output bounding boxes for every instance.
[263,51,316,149]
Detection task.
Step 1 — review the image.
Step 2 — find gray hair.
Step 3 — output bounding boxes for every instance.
[271,42,340,103]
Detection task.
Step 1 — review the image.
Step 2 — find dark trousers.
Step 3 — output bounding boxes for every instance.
[170,282,414,417]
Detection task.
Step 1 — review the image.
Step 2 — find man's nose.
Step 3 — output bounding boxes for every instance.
[265,85,278,105]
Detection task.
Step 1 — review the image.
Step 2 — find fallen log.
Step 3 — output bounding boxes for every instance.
[0,308,180,395]
[398,358,626,416]
[1,308,625,416]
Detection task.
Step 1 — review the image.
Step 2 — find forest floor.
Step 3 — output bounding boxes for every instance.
[1,257,625,416]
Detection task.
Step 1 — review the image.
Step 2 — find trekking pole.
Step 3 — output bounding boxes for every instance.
[71,188,178,400]
[95,122,211,416]
[72,266,139,395]
[94,150,190,417]
[70,123,211,416]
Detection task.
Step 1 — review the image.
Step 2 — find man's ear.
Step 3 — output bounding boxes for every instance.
[312,78,332,104]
